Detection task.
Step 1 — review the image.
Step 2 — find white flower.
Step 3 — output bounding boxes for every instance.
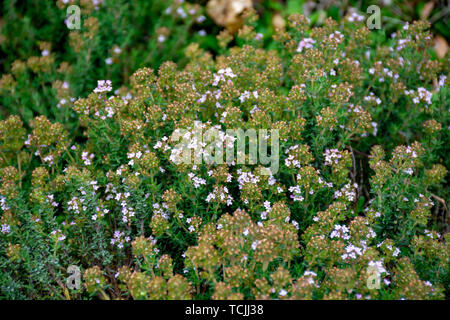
[94,80,112,93]
[368,260,387,275]
[403,168,413,175]
[393,248,400,257]
[296,38,316,53]
[1,224,11,234]
[279,289,288,296]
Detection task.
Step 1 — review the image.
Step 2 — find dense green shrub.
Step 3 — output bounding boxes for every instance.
[294,0,449,40]
[0,8,448,300]
[0,0,217,126]
[2,0,448,130]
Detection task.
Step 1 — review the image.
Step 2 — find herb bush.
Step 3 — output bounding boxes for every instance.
[0,9,449,300]
[1,0,447,128]
[295,0,449,41]
[0,0,217,127]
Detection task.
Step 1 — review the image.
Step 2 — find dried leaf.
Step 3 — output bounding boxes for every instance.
[273,13,286,30]
[434,35,448,58]
[207,0,253,32]
[420,2,435,20]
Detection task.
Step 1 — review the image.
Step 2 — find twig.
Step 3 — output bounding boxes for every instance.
[45,263,68,299]
[430,193,449,216]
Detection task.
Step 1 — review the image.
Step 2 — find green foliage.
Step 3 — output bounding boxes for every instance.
[0,2,449,300]
[0,0,217,126]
